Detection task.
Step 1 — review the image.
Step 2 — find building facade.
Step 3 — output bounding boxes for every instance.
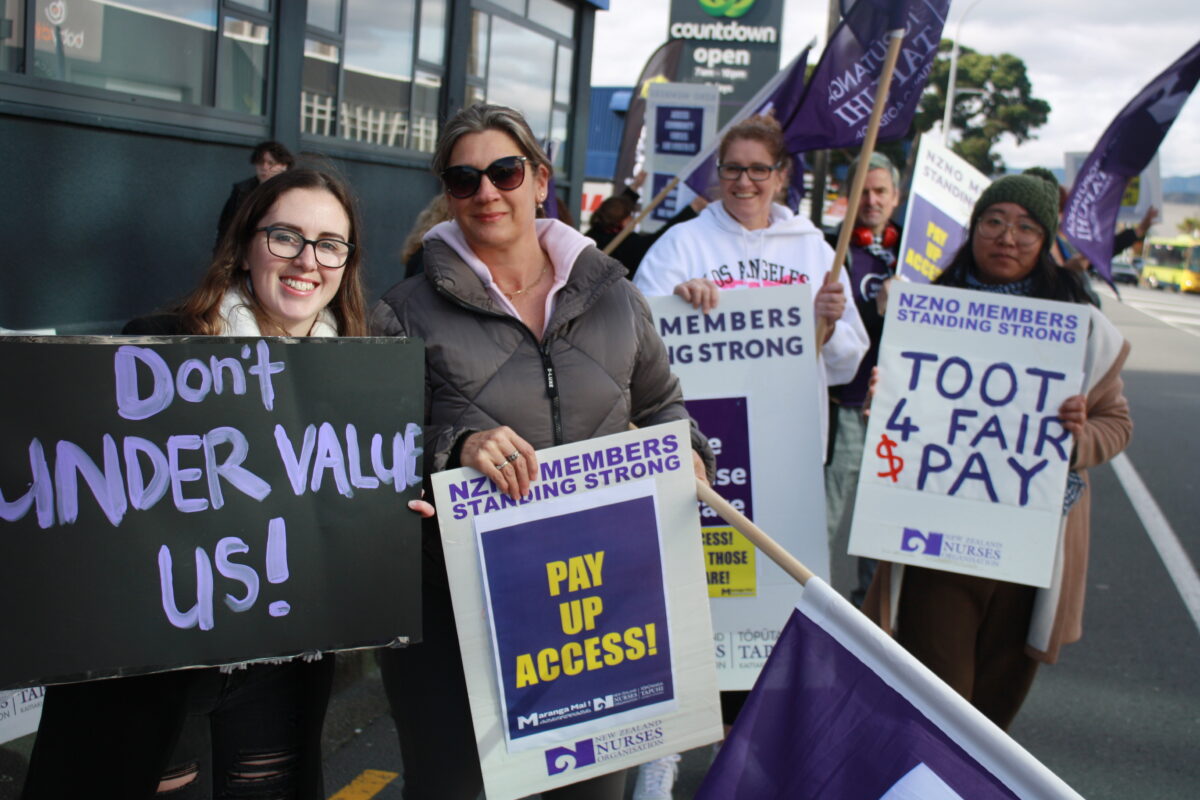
[0,0,603,331]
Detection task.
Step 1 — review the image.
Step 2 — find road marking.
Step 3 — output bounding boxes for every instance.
[1110,453,1200,635]
[328,769,399,800]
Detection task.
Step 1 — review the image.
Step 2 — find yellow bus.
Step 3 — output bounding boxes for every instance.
[1141,235,1200,293]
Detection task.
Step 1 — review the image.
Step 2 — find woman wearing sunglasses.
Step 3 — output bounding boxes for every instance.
[371,103,714,800]
[627,114,868,798]
[22,168,386,799]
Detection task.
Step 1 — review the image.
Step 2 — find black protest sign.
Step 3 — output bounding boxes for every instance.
[0,336,424,690]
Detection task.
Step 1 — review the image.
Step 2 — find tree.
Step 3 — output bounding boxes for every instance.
[1180,217,1200,238]
[912,40,1051,176]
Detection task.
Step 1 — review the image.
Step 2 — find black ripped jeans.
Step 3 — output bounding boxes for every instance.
[21,658,334,800]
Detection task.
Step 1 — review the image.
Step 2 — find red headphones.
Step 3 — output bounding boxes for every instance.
[852,223,899,249]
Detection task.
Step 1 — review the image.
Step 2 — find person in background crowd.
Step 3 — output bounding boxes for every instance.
[21,168,405,800]
[823,152,903,608]
[863,174,1133,730]
[370,103,714,800]
[584,171,706,280]
[401,193,452,278]
[1023,166,1158,286]
[216,140,295,245]
[631,114,868,800]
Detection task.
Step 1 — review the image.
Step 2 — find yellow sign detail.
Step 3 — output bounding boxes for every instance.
[702,526,756,597]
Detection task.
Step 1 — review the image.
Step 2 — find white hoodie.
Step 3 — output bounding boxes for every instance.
[635,200,870,445]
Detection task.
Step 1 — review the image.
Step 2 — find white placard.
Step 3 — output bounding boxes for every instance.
[849,283,1088,587]
[898,138,990,284]
[0,686,44,744]
[431,421,721,800]
[643,82,719,232]
[647,285,824,690]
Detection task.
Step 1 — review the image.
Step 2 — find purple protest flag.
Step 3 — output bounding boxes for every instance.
[1062,40,1200,286]
[681,44,814,201]
[783,0,948,155]
[613,39,687,189]
[696,578,1084,800]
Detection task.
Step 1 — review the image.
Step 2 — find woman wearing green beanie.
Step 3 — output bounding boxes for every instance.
[863,173,1133,729]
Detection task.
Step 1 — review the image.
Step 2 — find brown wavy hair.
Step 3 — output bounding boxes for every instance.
[718,113,792,177]
[178,168,368,336]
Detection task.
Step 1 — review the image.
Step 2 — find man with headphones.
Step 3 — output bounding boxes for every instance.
[824,152,902,606]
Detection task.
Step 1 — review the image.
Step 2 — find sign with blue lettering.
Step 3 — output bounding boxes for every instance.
[479,482,675,750]
[848,284,1089,587]
[654,106,703,156]
[646,286,826,691]
[898,138,990,284]
[0,337,423,690]
[644,82,718,232]
[432,422,721,800]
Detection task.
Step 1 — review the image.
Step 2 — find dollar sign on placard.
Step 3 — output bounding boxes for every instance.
[876,434,903,482]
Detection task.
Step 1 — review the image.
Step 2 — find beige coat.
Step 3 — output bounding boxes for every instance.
[864,307,1132,664]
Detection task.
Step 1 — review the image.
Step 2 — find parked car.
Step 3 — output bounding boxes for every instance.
[1110,259,1140,286]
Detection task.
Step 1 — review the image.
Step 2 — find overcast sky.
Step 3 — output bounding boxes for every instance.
[592,0,1200,177]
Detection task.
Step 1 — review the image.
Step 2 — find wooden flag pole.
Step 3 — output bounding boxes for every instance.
[696,479,813,586]
[602,174,684,256]
[816,27,908,350]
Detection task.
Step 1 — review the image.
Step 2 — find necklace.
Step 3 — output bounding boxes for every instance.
[502,264,548,299]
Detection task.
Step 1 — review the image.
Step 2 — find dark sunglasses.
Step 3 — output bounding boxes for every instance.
[441,155,528,199]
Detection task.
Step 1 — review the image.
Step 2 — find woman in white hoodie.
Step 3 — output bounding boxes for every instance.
[630,115,868,800]
[634,115,868,448]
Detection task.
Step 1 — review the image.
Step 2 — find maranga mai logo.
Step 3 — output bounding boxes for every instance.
[698,0,756,19]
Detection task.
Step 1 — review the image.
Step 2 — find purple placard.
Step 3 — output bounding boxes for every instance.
[651,172,680,222]
[480,496,674,742]
[655,106,703,156]
[898,194,967,284]
[686,397,753,521]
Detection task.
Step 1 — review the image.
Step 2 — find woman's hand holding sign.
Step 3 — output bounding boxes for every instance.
[673,277,721,313]
[463,426,539,501]
[1057,395,1087,437]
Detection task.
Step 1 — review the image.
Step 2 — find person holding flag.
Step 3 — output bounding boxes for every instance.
[823,152,903,607]
[863,174,1133,730]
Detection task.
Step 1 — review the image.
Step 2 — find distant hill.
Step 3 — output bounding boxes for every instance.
[1164,175,1200,194]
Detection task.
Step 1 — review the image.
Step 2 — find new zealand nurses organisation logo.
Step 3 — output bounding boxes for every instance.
[698,0,756,19]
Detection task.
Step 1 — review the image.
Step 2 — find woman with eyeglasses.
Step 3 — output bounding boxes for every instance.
[634,114,868,450]
[863,174,1133,730]
[22,168,394,800]
[371,103,714,800]
[628,114,867,799]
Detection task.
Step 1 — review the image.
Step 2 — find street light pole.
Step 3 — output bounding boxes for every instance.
[942,0,988,145]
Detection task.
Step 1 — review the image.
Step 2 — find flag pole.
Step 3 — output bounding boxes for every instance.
[816,27,907,349]
[603,175,684,256]
[696,479,814,585]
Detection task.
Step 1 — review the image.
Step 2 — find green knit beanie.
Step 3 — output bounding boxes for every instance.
[971,174,1059,242]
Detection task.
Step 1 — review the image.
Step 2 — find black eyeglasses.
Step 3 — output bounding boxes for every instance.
[441,156,529,199]
[717,162,782,182]
[976,215,1044,247]
[256,227,354,268]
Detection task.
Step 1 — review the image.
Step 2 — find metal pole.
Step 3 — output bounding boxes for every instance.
[941,0,987,146]
[808,0,843,229]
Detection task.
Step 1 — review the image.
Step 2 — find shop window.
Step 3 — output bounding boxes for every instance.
[32,0,217,104]
[0,0,24,73]
[217,15,269,115]
[301,0,447,153]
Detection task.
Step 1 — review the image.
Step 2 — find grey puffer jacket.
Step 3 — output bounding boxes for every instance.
[371,232,715,535]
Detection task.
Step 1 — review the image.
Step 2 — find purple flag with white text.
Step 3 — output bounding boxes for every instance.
[1062,40,1200,285]
[682,45,812,204]
[784,0,948,154]
[696,578,1083,800]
